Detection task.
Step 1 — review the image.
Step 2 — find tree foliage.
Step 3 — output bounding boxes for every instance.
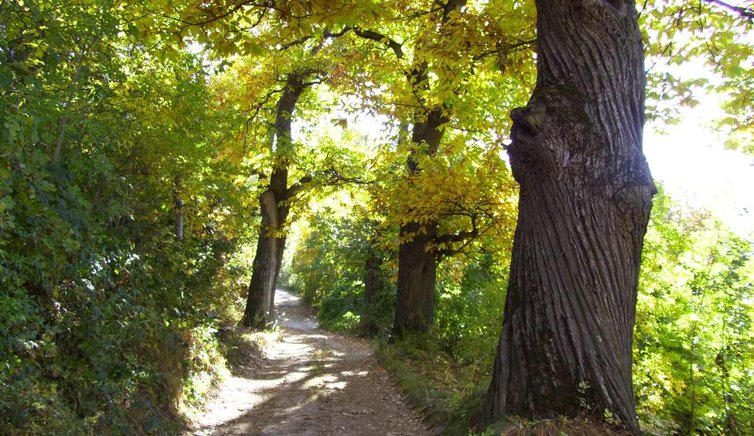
[642,0,754,152]
[635,192,754,434]
[1,1,250,432]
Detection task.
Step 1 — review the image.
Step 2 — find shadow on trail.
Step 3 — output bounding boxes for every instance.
[192,290,427,436]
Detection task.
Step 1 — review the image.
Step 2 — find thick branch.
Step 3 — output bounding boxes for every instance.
[436,215,479,245]
[319,168,374,186]
[352,27,405,59]
[278,35,312,50]
[434,217,497,258]
[286,174,313,198]
[323,27,353,39]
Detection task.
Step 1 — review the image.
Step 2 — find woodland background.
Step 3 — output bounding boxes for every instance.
[1,0,752,434]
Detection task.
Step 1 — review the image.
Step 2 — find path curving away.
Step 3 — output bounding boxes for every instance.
[190,290,430,436]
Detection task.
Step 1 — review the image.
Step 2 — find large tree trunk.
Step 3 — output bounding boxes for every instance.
[351,2,463,338]
[393,107,447,336]
[482,1,654,433]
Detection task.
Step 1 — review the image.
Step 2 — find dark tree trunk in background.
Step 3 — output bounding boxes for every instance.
[393,107,447,337]
[241,73,308,329]
[394,221,439,335]
[482,1,654,433]
[359,240,385,336]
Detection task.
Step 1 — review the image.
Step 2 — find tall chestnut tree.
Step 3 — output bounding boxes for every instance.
[482,0,655,433]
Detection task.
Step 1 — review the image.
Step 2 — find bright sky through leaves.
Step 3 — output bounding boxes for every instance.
[645,106,754,237]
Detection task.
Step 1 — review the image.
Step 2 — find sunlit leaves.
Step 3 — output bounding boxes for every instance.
[635,191,754,434]
[641,0,754,151]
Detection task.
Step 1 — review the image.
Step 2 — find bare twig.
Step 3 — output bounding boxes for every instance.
[706,0,754,19]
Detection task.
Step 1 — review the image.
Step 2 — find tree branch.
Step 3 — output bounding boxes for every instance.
[285,168,373,199]
[245,87,285,127]
[435,216,500,258]
[286,174,313,198]
[278,25,355,51]
[278,35,312,50]
[436,215,479,246]
[172,0,271,30]
[323,26,353,39]
[352,27,405,59]
[472,38,536,62]
[706,0,754,18]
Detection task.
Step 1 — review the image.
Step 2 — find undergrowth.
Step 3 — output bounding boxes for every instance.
[376,334,639,436]
[488,417,634,436]
[376,334,492,435]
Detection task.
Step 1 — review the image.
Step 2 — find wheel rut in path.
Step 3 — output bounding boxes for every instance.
[191,289,430,436]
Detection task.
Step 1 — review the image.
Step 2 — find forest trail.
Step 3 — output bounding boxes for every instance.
[190,290,430,436]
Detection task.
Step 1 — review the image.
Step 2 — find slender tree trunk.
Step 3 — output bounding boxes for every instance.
[393,107,447,336]
[359,239,385,336]
[240,187,291,329]
[482,1,654,433]
[241,190,285,327]
[241,73,307,329]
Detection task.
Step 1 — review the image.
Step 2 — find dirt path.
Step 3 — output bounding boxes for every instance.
[190,290,430,436]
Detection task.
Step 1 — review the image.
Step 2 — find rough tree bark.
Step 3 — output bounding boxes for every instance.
[482,0,654,433]
[241,73,308,329]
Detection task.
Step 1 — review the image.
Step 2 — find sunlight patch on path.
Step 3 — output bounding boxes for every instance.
[190,289,428,436]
